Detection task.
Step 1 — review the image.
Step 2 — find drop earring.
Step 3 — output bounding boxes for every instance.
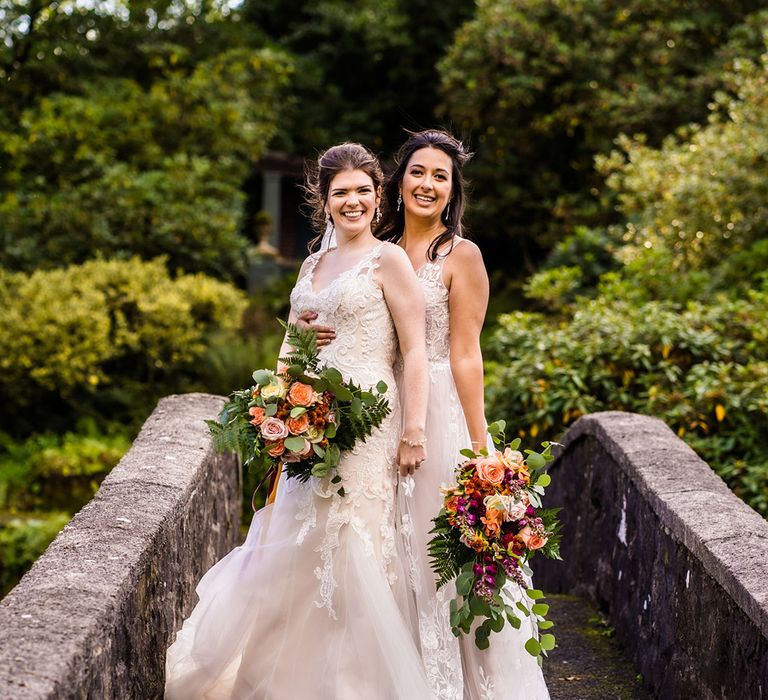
[396,192,402,212]
[375,206,381,224]
[444,200,451,221]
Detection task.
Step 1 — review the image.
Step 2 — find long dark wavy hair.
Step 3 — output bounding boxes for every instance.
[376,129,472,260]
[304,142,383,253]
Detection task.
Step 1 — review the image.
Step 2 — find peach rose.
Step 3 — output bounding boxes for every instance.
[266,440,285,457]
[475,457,505,485]
[517,525,548,550]
[287,381,315,407]
[481,508,503,537]
[248,406,266,426]
[286,413,310,435]
[260,417,289,441]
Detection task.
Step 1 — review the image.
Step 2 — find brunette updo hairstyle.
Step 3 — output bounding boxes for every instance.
[376,129,472,261]
[304,142,383,253]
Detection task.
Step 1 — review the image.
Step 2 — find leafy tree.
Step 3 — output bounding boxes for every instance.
[439,0,768,272]
[240,0,475,153]
[0,47,293,278]
[596,51,768,296]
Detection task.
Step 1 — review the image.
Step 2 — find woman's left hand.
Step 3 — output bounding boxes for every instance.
[296,310,336,347]
[397,442,426,477]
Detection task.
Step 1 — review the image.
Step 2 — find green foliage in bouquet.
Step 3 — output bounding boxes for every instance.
[207,322,390,497]
[428,421,562,660]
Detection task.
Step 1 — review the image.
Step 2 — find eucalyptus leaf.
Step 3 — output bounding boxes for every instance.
[524,638,542,657]
[540,634,556,651]
[252,369,273,386]
[284,436,305,452]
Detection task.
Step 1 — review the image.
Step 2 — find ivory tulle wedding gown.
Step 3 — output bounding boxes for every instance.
[165,243,433,699]
[395,238,551,700]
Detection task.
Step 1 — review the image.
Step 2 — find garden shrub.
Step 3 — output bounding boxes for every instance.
[0,512,71,597]
[485,290,768,516]
[0,257,247,432]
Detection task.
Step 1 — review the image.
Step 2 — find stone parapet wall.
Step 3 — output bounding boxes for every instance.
[536,411,768,699]
[0,394,240,700]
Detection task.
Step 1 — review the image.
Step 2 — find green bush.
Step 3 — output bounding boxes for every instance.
[485,290,768,516]
[0,512,71,597]
[0,421,131,513]
[0,257,248,432]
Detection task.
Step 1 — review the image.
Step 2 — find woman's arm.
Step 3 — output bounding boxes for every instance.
[378,244,429,476]
[446,241,490,451]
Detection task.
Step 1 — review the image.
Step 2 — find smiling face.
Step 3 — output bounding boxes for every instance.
[401,147,453,222]
[325,168,379,238]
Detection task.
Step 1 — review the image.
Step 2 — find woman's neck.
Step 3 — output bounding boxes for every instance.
[334,229,376,252]
[401,213,446,248]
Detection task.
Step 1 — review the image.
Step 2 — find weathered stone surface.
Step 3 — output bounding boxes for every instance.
[536,411,768,699]
[0,393,240,700]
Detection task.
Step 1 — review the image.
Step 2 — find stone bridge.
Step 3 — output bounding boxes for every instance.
[0,394,766,699]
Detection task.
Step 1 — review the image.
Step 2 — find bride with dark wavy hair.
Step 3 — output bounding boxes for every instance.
[300,129,550,700]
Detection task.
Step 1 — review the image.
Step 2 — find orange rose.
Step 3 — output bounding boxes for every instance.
[445,496,459,513]
[248,406,266,426]
[266,440,285,457]
[287,382,315,407]
[286,413,310,435]
[475,457,505,485]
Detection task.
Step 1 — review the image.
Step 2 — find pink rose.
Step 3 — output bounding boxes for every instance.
[475,457,505,485]
[260,417,289,441]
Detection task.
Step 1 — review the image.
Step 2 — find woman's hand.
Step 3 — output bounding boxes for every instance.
[296,311,336,347]
[397,432,427,477]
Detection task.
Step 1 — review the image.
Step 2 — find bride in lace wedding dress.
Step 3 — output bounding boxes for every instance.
[301,130,550,700]
[164,143,434,699]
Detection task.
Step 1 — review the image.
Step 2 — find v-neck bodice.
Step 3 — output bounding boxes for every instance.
[290,242,398,389]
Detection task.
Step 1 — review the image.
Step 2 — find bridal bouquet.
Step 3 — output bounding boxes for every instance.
[428,421,562,659]
[207,322,390,498]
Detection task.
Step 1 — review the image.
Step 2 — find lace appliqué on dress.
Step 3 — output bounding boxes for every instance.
[288,244,402,616]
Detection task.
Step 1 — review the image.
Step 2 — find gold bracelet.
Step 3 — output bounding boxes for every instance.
[400,436,426,448]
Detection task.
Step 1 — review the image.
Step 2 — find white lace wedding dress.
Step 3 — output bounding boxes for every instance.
[165,243,433,699]
[395,238,551,700]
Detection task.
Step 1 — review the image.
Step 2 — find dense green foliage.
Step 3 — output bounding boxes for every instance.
[0,420,131,596]
[0,512,71,597]
[487,51,768,516]
[1,47,291,278]
[0,257,248,434]
[439,0,768,269]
